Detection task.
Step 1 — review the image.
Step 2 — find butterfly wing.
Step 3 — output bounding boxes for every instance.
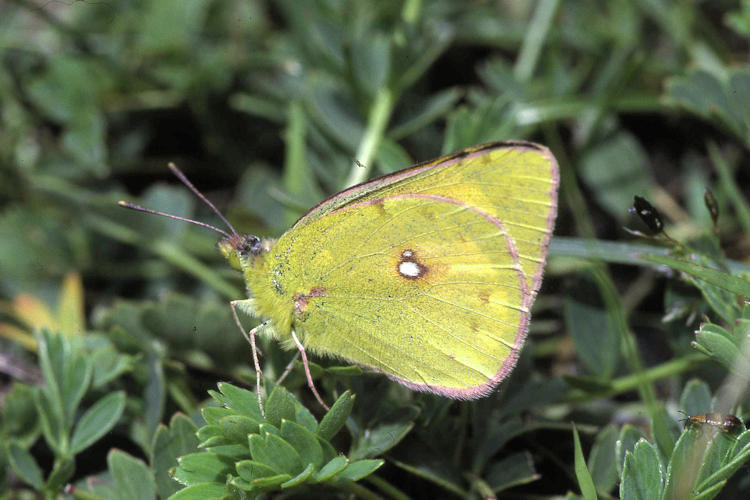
[262,142,558,397]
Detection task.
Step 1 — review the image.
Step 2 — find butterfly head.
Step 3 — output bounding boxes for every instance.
[218,234,270,271]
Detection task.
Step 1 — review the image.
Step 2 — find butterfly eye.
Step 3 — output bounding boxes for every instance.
[240,235,262,256]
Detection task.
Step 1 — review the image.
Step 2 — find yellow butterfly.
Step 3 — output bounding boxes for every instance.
[122,141,559,412]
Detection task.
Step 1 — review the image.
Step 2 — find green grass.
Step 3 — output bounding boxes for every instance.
[1,1,750,498]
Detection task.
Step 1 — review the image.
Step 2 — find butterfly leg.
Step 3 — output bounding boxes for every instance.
[230,300,266,417]
[291,331,330,411]
[276,351,300,386]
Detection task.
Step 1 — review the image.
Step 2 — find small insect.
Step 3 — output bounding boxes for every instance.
[680,412,744,433]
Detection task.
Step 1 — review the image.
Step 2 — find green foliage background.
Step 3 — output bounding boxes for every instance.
[1,0,750,498]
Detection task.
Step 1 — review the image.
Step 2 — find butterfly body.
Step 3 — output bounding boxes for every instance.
[219,141,559,398]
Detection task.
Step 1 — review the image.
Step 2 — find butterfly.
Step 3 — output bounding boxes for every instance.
[121,141,559,414]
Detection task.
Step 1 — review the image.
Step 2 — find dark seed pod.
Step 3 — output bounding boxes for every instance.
[629,196,664,234]
[704,188,719,226]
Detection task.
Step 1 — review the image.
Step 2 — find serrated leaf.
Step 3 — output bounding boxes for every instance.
[151,414,200,499]
[201,406,233,425]
[165,482,227,500]
[173,453,235,486]
[70,391,126,454]
[248,433,303,475]
[264,386,296,428]
[236,460,278,481]
[200,444,249,460]
[214,383,263,420]
[220,415,261,444]
[281,420,324,468]
[620,439,663,500]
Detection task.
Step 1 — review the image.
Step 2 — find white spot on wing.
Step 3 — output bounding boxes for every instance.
[399,261,421,278]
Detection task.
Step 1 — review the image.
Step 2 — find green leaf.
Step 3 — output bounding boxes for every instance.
[572,425,597,500]
[693,328,749,378]
[36,331,65,416]
[90,345,134,388]
[108,450,157,500]
[693,430,750,495]
[236,460,278,481]
[662,426,727,499]
[588,425,619,494]
[579,132,653,220]
[1,383,40,447]
[313,456,348,482]
[151,414,200,499]
[196,424,222,445]
[333,459,384,482]
[389,88,463,140]
[264,386,296,428]
[144,352,166,445]
[350,32,391,98]
[695,431,735,489]
[350,420,413,460]
[680,379,713,417]
[201,406,233,426]
[651,405,681,458]
[173,453,235,486]
[281,463,315,488]
[213,383,263,420]
[295,405,319,433]
[70,391,126,454]
[317,391,354,441]
[248,433,303,476]
[616,425,647,476]
[61,353,92,425]
[564,274,619,379]
[620,439,663,500]
[485,451,540,493]
[219,414,261,444]
[165,482,227,500]
[642,254,750,298]
[5,441,43,491]
[46,456,75,493]
[33,387,64,455]
[249,473,292,489]
[280,420,324,469]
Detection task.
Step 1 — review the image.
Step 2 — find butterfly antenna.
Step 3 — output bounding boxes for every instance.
[117,201,232,238]
[167,162,239,236]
